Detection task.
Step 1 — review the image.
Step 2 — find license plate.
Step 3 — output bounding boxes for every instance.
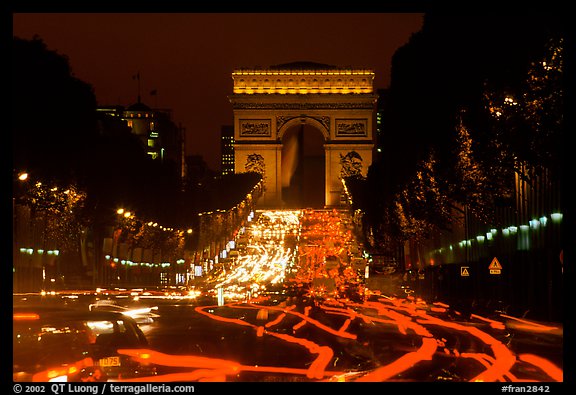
[99,356,121,367]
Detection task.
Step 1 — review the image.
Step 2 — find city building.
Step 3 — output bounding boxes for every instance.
[220,125,235,176]
[96,99,185,185]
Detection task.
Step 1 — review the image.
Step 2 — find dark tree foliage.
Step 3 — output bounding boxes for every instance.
[12,36,99,185]
[341,176,367,216]
[481,37,564,182]
[382,14,562,189]
[12,36,184,226]
[365,14,565,252]
[152,172,262,229]
[84,130,171,214]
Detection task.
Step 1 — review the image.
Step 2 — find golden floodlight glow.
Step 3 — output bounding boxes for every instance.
[232,67,374,95]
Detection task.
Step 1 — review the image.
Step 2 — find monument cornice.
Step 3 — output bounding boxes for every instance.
[229,100,377,111]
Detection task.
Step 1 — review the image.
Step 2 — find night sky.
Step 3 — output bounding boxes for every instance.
[12,13,424,171]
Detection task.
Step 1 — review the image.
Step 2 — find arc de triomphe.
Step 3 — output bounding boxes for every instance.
[229,62,377,207]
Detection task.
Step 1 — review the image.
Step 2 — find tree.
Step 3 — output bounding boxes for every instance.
[395,150,453,241]
[450,112,501,225]
[12,36,99,183]
[482,37,564,183]
[362,14,565,262]
[383,14,562,191]
[20,179,86,253]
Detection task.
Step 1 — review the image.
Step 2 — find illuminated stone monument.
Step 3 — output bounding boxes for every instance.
[229,62,377,207]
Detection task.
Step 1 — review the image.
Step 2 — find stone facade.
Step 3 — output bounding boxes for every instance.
[229,63,377,207]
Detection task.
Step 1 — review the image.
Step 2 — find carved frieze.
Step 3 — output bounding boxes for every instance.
[275,115,296,131]
[313,116,331,131]
[335,119,367,137]
[245,153,266,177]
[339,151,363,179]
[239,119,271,137]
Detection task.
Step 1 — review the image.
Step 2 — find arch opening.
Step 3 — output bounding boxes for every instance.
[281,124,325,208]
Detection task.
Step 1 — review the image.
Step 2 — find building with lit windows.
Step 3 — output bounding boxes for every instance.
[220,125,235,175]
[96,99,185,184]
[123,101,162,160]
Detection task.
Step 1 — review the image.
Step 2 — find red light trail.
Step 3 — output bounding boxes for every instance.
[116,209,562,382]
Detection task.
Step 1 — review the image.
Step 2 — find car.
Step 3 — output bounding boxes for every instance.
[13,306,157,382]
[88,299,159,325]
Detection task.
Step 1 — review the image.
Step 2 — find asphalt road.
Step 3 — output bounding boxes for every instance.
[12,209,564,383]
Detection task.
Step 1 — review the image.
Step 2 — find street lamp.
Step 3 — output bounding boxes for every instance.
[14,171,30,292]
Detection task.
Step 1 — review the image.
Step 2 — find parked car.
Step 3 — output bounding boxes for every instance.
[13,307,157,382]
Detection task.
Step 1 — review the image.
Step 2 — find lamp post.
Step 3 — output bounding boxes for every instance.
[13,172,29,292]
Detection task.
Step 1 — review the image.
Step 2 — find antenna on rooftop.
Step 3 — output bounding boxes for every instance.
[133,71,141,103]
